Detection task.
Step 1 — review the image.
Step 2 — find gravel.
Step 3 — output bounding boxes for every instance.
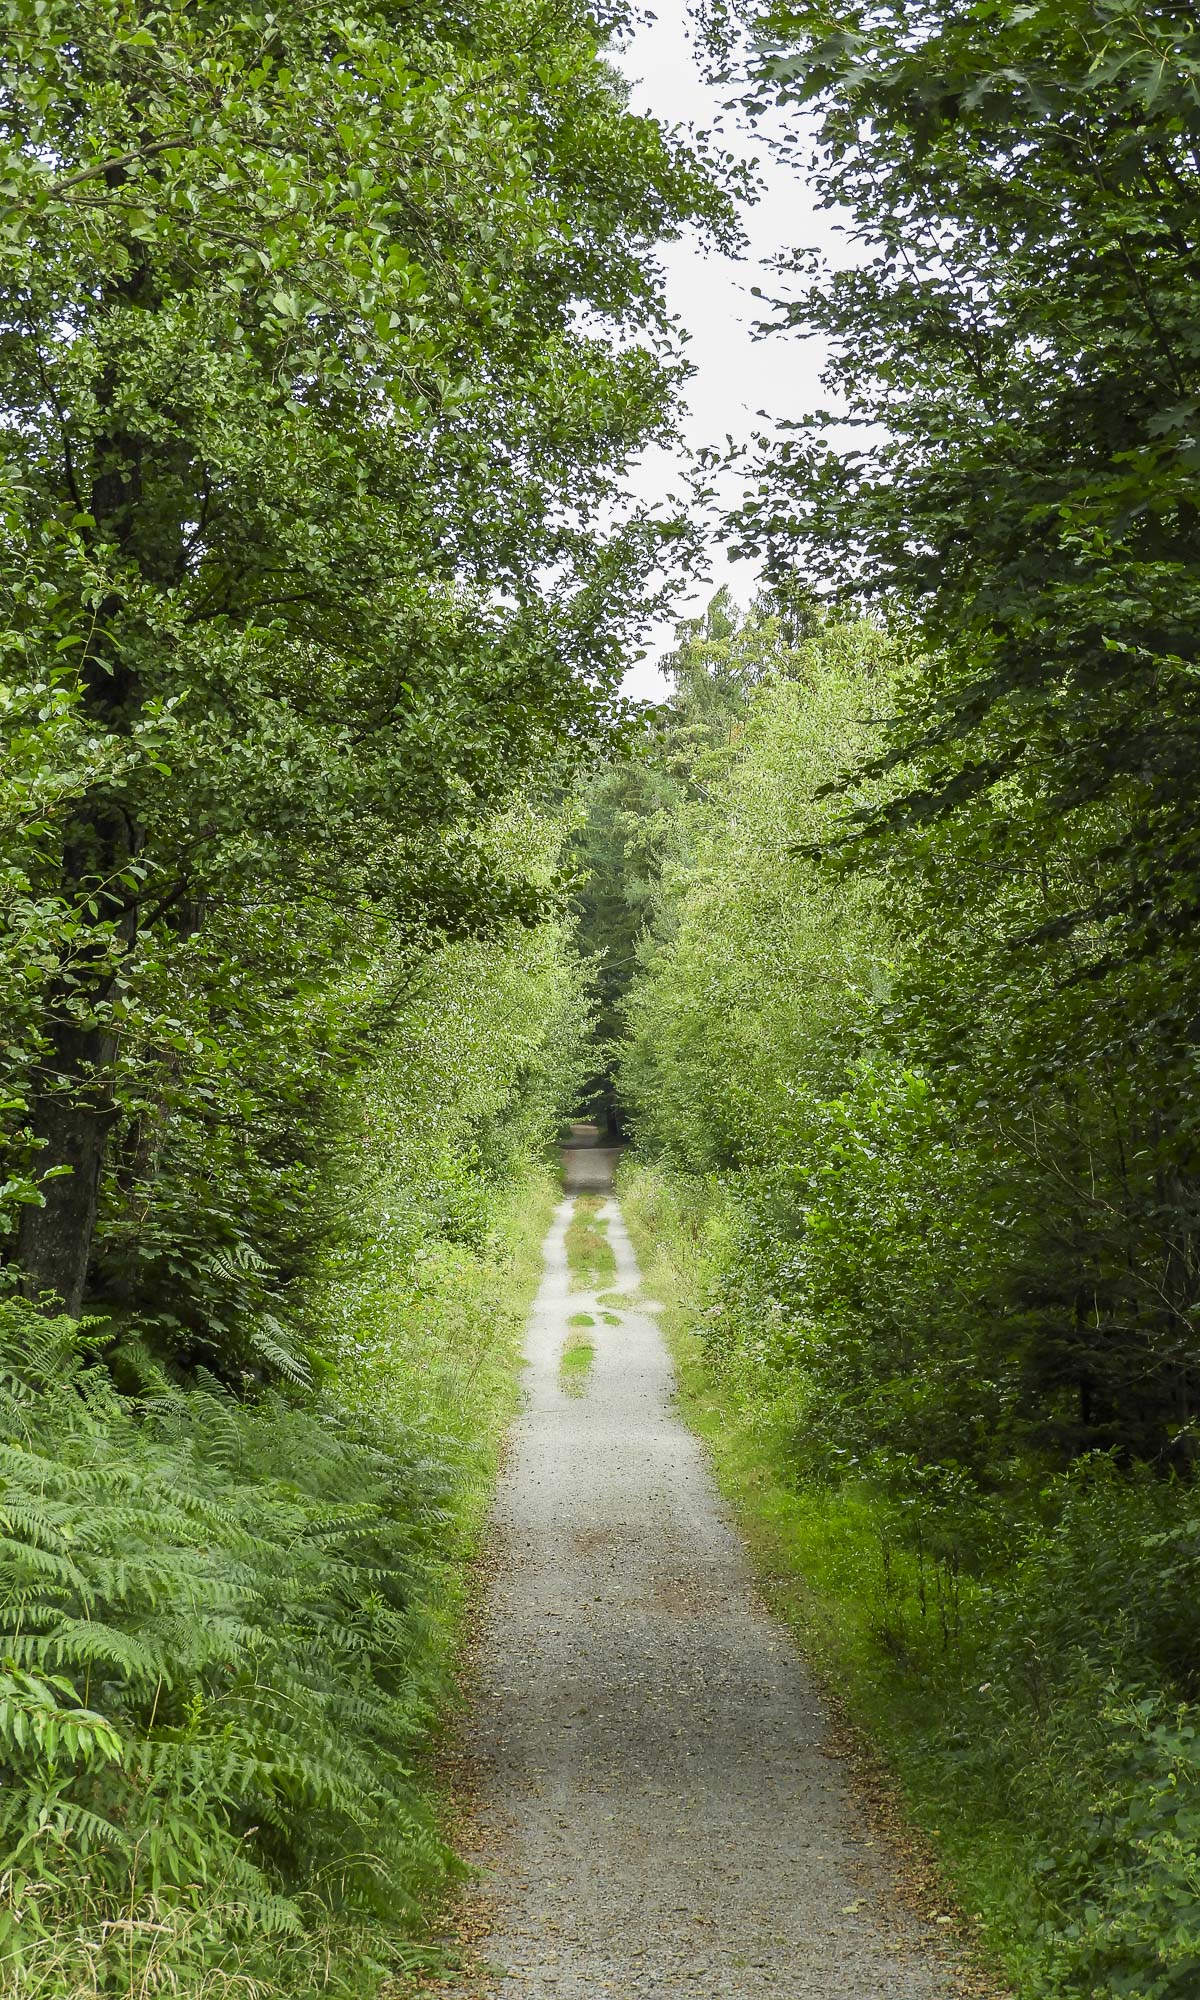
[449,1146,961,1998]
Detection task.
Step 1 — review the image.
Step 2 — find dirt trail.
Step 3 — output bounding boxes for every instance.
[449,1141,961,1998]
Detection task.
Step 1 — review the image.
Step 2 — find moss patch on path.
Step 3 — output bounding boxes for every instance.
[565,1195,616,1290]
[559,1335,596,1396]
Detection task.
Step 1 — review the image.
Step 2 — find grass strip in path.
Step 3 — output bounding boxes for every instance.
[559,1334,595,1397]
[564,1194,616,1290]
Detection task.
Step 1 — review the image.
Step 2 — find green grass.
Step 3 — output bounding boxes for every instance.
[328,1160,560,1997]
[564,1195,616,1290]
[568,1311,595,1328]
[559,1335,596,1396]
[619,1160,1026,1997]
[338,1157,560,1539]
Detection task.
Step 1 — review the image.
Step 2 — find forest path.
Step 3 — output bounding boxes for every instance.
[447,1140,961,1999]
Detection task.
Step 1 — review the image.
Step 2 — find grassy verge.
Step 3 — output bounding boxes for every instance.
[623,1159,1200,1999]
[333,1160,559,1573]
[619,1159,1027,1996]
[336,1160,560,1991]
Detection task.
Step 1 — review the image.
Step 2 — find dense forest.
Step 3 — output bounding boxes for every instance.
[2,1,1199,1997]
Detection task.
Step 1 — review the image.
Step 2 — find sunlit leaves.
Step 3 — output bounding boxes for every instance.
[0,0,729,1321]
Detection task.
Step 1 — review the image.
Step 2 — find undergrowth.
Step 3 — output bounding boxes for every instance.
[620,1160,1200,2000]
[0,1298,450,1996]
[0,915,576,1998]
[0,1162,556,2000]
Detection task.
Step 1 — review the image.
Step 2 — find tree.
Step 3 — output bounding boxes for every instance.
[717,0,1200,1454]
[727,0,1200,949]
[0,0,732,1315]
[571,588,787,1129]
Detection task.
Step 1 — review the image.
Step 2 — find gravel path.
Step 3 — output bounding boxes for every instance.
[450,1145,961,1998]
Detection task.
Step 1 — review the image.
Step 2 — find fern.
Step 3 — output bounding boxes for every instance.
[0,1299,454,1996]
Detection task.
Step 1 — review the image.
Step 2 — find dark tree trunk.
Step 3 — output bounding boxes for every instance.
[17,1014,120,1317]
[16,793,139,1314]
[14,224,160,1314]
[14,202,199,1313]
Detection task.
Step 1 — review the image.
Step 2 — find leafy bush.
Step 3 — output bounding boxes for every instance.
[1043,1692,1200,2000]
[612,599,1200,1997]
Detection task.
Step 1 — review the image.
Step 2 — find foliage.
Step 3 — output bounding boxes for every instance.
[619,600,892,1174]
[570,585,810,1126]
[0,1295,450,1993]
[707,0,1200,1457]
[0,898,580,1996]
[613,597,1200,1995]
[1,7,654,1980]
[0,0,733,1320]
[728,0,1200,964]
[622,1162,1200,2000]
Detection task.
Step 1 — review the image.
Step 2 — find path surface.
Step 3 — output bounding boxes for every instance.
[450,1143,961,1999]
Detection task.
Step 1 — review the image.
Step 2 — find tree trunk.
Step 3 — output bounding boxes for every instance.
[17,1014,120,1317]
[15,227,156,1314]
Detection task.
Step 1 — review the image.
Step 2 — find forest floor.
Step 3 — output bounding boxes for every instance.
[438,1138,978,1999]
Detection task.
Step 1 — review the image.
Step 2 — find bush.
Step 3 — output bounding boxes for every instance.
[1044,1692,1200,2000]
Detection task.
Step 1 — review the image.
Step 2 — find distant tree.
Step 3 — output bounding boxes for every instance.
[573,587,814,1128]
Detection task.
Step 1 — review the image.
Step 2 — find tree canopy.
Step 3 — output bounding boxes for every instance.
[0,0,731,1323]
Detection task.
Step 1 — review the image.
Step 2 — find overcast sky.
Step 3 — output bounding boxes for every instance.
[613,3,844,696]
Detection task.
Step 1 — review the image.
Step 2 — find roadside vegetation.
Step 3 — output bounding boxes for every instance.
[605,590,1200,2000]
[5,1,1200,1996]
[0,910,579,1998]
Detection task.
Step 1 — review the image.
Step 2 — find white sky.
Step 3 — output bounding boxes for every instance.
[614,2,846,697]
